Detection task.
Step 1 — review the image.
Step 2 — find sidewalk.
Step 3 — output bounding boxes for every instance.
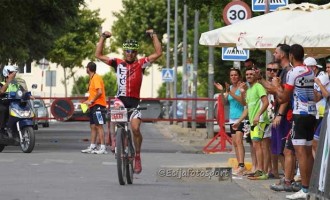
[154,121,294,200]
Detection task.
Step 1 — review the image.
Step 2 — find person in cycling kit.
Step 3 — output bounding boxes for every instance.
[95,29,162,174]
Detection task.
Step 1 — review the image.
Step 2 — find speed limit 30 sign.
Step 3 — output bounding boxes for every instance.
[223,0,252,25]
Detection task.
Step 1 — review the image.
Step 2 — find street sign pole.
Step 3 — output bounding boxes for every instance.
[207,11,214,139]
[173,0,178,121]
[222,0,251,69]
[166,0,171,118]
[39,58,49,93]
[182,2,188,128]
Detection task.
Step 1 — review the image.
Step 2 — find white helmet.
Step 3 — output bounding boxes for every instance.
[3,65,18,77]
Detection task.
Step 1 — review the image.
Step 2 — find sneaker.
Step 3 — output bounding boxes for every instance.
[233,167,246,176]
[270,177,293,192]
[286,189,307,199]
[81,146,97,153]
[134,156,142,174]
[247,170,268,180]
[92,148,108,154]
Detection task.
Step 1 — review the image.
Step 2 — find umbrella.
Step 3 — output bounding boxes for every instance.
[240,3,330,57]
[199,3,330,57]
[199,3,314,48]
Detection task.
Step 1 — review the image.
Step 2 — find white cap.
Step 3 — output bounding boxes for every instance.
[304,57,317,66]
[316,64,323,68]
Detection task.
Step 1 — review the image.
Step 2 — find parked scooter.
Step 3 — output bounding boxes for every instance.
[0,89,36,153]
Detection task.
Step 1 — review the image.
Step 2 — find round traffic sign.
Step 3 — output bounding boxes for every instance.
[223,1,252,25]
[51,98,74,121]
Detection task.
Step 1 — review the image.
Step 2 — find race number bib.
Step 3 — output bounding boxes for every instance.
[308,101,317,115]
[110,109,128,122]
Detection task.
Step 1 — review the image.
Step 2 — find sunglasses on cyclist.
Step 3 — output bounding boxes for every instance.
[125,49,137,54]
[266,68,278,72]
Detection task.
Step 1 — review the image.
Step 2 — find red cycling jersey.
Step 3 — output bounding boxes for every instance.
[106,57,150,99]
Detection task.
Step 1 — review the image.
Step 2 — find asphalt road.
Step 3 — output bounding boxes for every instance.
[0,121,289,200]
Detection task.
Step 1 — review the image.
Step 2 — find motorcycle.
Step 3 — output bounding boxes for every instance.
[0,89,36,153]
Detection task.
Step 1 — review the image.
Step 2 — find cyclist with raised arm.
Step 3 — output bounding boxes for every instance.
[95,29,162,174]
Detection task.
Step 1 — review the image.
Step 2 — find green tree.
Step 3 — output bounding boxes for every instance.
[71,76,89,96]
[48,8,104,97]
[102,72,118,97]
[0,0,84,65]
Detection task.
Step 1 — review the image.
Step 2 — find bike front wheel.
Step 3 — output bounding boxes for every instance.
[126,130,134,184]
[116,128,126,185]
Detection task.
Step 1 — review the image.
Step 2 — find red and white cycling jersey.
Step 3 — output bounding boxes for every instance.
[284,65,315,115]
[107,57,150,99]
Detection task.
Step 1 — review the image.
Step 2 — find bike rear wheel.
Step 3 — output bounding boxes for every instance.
[126,131,134,184]
[116,128,126,185]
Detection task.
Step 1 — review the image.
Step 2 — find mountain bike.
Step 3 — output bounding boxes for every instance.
[110,106,146,185]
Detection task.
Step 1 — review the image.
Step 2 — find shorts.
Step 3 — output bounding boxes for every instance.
[89,105,106,125]
[250,122,268,141]
[263,124,271,138]
[115,97,141,120]
[291,114,316,146]
[229,120,245,134]
[271,117,292,155]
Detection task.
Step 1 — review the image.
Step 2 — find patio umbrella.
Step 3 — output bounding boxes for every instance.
[199,3,330,57]
[240,3,330,57]
[199,3,315,48]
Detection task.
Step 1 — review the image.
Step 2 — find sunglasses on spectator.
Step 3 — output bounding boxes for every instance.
[267,68,278,72]
[125,49,137,54]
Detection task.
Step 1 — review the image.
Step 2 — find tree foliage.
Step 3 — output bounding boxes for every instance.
[48,8,104,96]
[0,0,84,65]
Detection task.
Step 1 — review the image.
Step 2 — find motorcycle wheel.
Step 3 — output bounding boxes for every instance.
[0,145,5,152]
[20,127,35,153]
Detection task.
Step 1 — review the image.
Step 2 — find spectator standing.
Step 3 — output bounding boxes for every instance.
[214,68,245,176]
[233,68,270,180]
[256,44,296,192]
[81,62,108,154]
[264,62,280,178]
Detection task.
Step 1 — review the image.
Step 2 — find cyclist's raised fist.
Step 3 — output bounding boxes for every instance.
[101,31,111,38]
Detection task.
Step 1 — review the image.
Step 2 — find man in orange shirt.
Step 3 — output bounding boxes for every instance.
[81,61,108,154]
